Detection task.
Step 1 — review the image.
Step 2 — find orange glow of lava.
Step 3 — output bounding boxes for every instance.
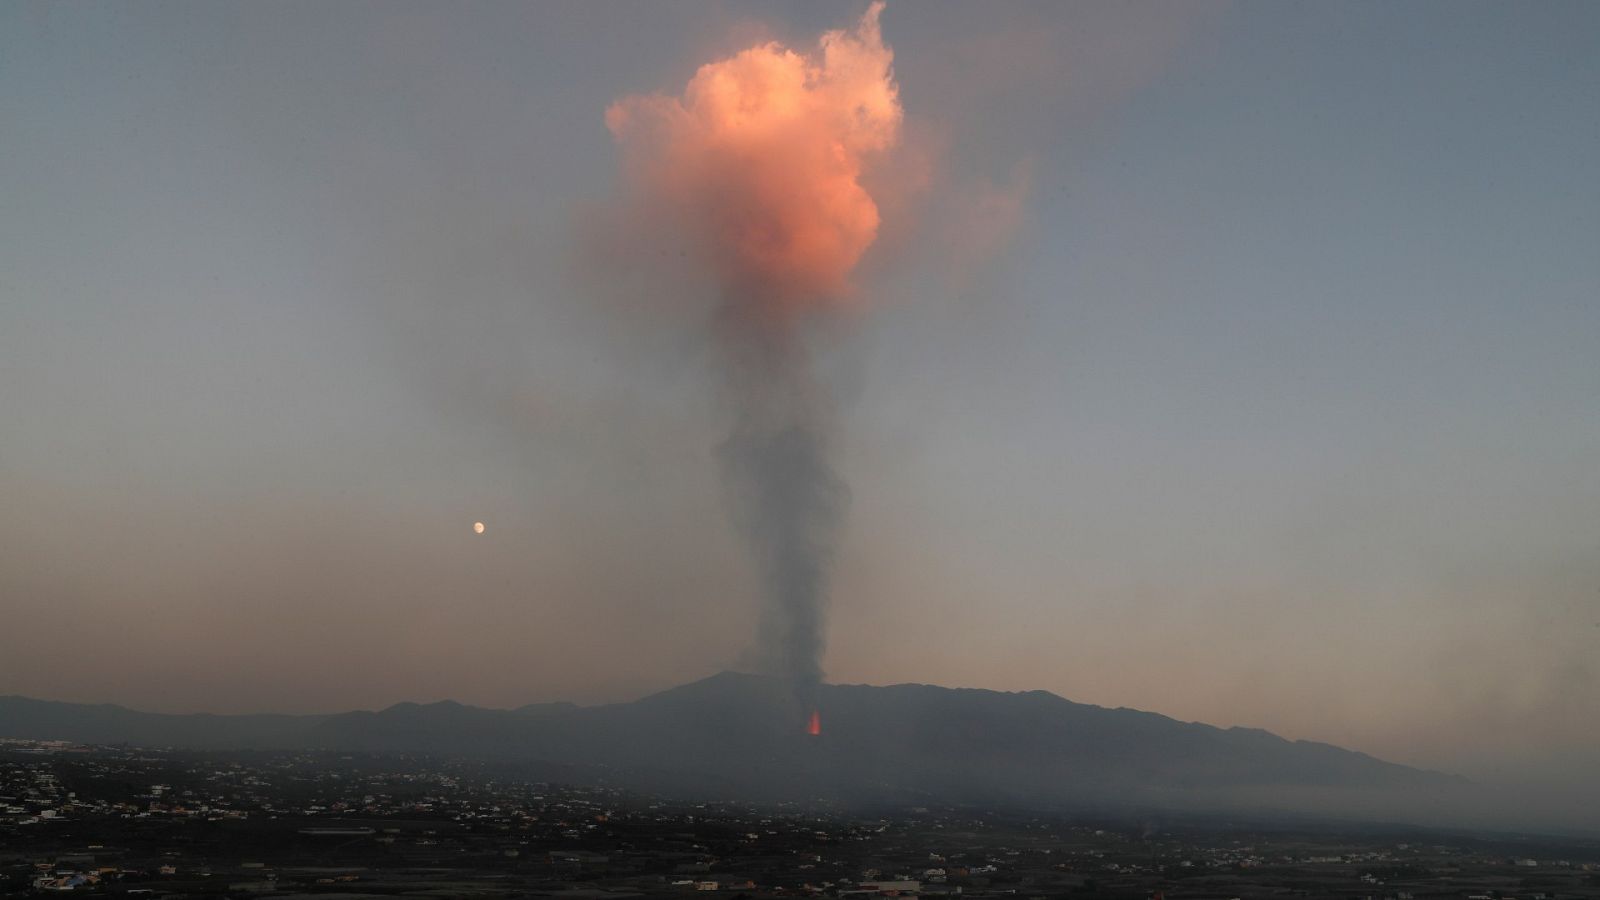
[807,709,822,736]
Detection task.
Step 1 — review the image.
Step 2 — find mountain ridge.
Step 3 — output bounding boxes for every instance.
[0,672,1465,816]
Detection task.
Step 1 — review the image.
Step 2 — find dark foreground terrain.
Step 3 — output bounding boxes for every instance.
[3,739,1597,900]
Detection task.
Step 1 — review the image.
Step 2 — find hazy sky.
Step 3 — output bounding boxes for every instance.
[3,1,1597,790]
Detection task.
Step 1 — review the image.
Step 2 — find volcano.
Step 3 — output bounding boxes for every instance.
[0,672,1464,817]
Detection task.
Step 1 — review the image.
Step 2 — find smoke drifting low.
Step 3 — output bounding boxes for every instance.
[605,3,903,709]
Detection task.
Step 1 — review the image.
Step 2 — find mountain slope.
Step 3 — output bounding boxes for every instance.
[0,673,1460,809]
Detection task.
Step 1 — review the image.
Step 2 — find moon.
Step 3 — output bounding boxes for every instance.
[473,521,485,534]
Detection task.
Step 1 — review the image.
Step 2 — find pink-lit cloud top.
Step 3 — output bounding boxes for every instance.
[605,2,901,316]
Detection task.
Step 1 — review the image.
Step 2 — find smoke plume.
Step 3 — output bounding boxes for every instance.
[606,3,902,710]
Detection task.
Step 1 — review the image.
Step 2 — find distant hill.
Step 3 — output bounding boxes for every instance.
[0,672,1463,814]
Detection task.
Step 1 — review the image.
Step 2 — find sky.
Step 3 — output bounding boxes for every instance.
[2,1,1598,796]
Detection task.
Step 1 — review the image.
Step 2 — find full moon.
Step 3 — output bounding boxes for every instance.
[473,521,485,534]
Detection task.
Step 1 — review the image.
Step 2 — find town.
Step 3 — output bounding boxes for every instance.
[3,739,1598,899]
